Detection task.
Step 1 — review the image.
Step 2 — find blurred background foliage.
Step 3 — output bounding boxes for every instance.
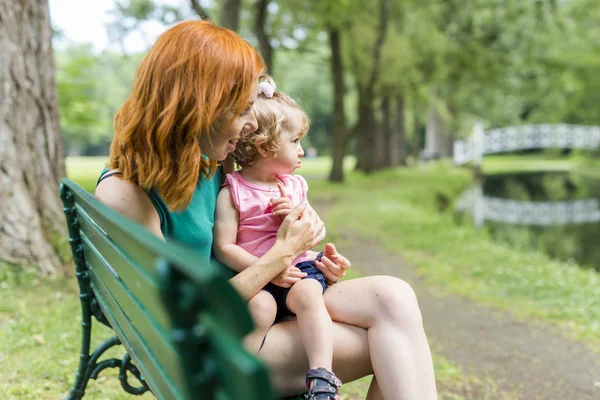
[55,0,600,175]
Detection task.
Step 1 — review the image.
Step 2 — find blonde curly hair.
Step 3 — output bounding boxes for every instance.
[233,75,309,167]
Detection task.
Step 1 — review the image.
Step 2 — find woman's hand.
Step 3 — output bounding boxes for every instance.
[271,183,294,219]
[276,201,326,259]
[270,266,307,288]
[315,243,351,285]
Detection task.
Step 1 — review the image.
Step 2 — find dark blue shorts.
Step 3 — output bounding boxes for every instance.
[263,253,327,321]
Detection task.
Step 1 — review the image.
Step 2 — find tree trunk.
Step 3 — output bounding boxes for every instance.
[379,96,391,168]
[354,91,377,173]
[328,27,347,183]
[353,0,389,174]
[0,0,66,275]
[219,0,241,31]
[390,95,406,166]
[254,0,273,73]
[190,0,211,20]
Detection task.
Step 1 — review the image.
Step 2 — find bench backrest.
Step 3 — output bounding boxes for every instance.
[60,178,276,400]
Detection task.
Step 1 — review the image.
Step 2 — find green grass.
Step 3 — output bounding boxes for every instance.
[0,266,509,400]
[0,274,154,399]
[306,164,600,349]
[482,153,600,179]
[8,155,594,399]
[482,154,576,175]
[64,156,357,194]
[65,156,108,193]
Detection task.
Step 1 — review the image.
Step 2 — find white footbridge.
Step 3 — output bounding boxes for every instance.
[456,185,600,227]
[453,122,600,165]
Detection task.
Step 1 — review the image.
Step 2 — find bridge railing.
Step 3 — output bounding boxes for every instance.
[453,123,600,165]
[456,185,600,227]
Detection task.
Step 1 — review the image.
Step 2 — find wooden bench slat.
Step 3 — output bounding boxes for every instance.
[67,182,254,337]
[89,266,185,400]
[83,239,186,392]
[61,178,277,399]
[76,207,171,329]
[203,314,277,400]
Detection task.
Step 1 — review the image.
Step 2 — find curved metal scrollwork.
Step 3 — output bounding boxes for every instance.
[62,185,150,399]
[118,353,149,395]
[66,335,149,399]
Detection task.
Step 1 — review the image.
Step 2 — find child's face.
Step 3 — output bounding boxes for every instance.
[264,111,305,175]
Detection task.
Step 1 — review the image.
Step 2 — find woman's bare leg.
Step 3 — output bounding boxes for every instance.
[325,275,437,400]
[258,319,373,396]
[258,275,436,399]
[244,290,277,353]
[286,279,333,370]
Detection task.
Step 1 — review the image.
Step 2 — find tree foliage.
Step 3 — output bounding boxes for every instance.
[56,0,600,167]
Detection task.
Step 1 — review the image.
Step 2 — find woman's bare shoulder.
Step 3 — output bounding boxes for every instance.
[95,169,163,237]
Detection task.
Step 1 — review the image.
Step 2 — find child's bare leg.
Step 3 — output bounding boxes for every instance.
[244,290,277,353]
[286,279,332,370]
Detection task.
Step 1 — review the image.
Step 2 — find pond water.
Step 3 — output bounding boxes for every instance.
[456,171,600,271]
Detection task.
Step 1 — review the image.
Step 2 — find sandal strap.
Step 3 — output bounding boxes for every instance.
[305,368,342,388]
[306,386,337,399]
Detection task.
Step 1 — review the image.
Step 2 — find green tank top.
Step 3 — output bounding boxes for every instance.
[98,167,231,276]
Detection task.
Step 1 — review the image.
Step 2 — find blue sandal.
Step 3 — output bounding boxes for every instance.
[305,368,341,400]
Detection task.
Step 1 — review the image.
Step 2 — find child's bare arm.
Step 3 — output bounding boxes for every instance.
[213,186,259,272]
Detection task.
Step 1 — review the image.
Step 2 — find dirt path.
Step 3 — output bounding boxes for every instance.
[325,228,600,400]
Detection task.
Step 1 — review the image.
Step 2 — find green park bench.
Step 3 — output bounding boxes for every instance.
[59,178,303,399]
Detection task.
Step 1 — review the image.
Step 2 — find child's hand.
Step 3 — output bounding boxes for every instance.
[315,243,351,285]
[271,183,294,219]
[270,266,307,288]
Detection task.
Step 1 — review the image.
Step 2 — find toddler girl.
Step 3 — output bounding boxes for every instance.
[213,76,342,400]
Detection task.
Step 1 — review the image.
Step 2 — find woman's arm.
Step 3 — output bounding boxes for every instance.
[213,187,259,272]
[230,202,325,300]
[95,172,164,239]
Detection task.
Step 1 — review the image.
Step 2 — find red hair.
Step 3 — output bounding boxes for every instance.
[108,20,265,211]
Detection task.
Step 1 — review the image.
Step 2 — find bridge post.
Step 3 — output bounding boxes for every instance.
[473,184,485,228]
[472,121,485,167]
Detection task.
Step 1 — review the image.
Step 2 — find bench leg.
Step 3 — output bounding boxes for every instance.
[65,285,150,398]
[62,188,150,399]
[65,271,95,400]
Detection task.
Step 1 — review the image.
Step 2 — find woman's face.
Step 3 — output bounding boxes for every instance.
[201,81,259,161]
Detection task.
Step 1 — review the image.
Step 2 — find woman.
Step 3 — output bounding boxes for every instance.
[96,20,437,400]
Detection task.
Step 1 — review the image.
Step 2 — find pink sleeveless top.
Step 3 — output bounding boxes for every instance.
[224,171,311,265]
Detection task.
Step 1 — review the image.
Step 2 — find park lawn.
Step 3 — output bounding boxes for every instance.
[481,152,599,178]
[0,156,507,399]
[481,154,576,175]
[64,156,357,193]
[0,267,506,400]
[306,163,600,349]
[4,155,594,399]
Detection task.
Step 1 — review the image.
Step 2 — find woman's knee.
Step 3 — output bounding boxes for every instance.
[371,276,423,328]
[248,291,277,325]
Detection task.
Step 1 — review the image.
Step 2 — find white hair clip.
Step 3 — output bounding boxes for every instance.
[258,80,276,99]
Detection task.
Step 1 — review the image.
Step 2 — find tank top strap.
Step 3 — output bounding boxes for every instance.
[223,171,243,211]
[97,171,122,185]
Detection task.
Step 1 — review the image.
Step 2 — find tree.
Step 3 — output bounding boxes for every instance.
[0,0,67,275]
[56,45,111,155]
[220,0,242,31]
[253,0,274,72]
[351,0,390,173]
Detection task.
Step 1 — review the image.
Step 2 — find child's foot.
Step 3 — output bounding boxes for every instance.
[305,368,341,400]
